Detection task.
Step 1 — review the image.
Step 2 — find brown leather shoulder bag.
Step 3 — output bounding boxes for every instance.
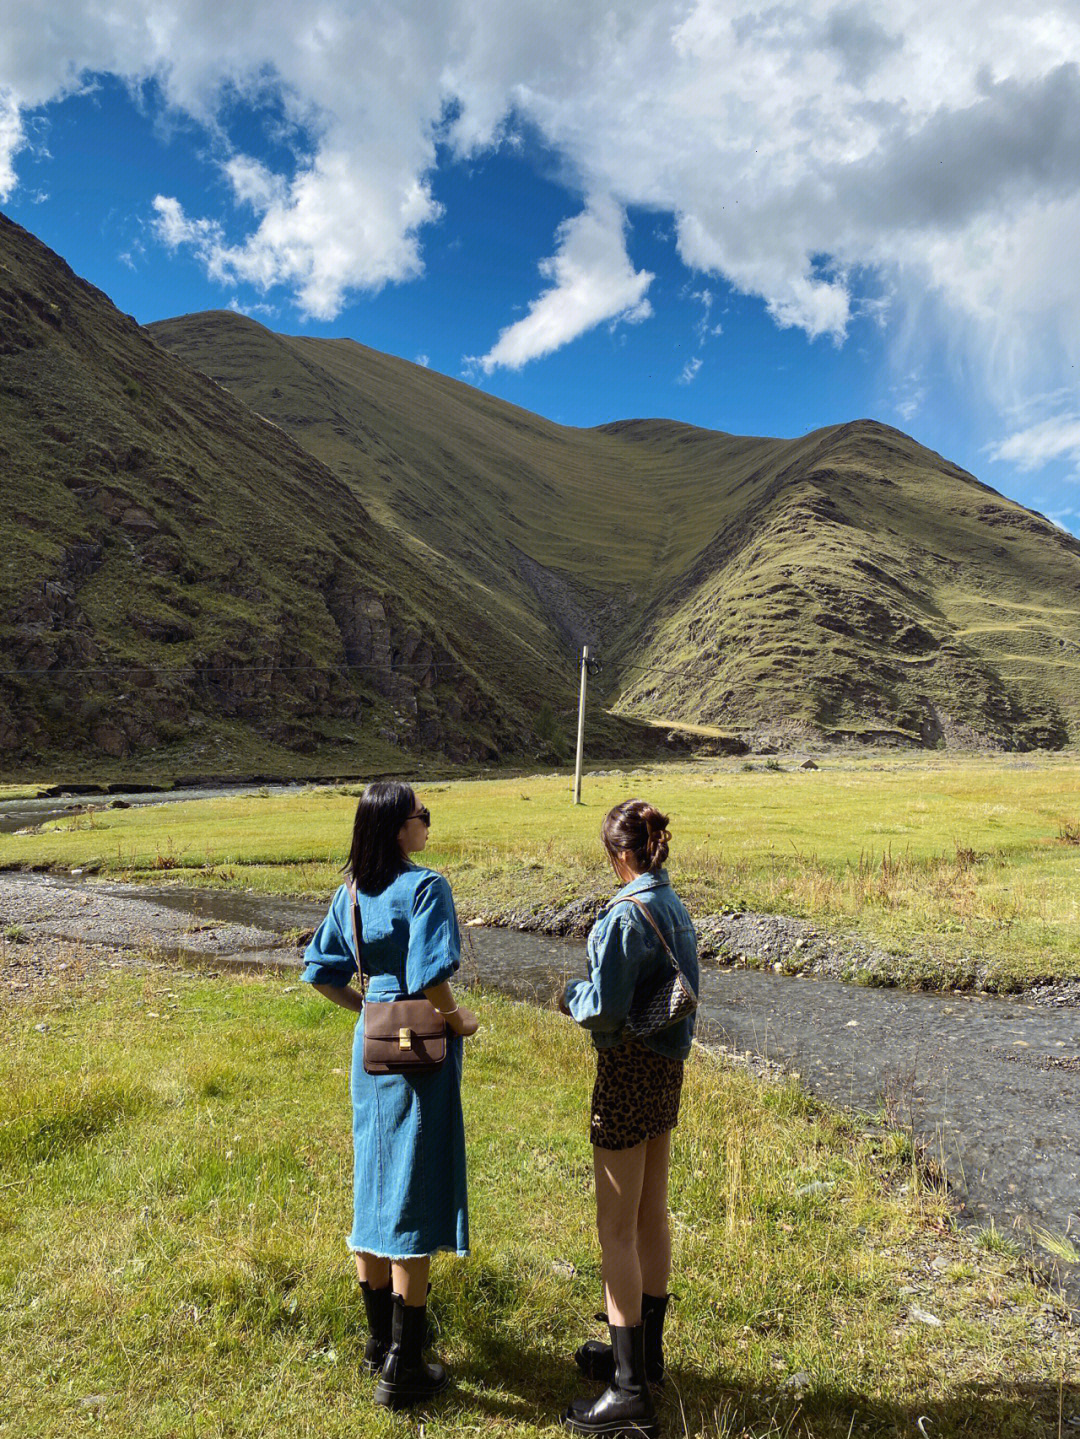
[347,880,447,1075]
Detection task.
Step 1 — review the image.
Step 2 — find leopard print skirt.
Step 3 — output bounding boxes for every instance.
[590,1040,685,1151]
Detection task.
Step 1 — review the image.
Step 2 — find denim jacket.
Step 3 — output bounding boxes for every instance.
[564,868,698,1062]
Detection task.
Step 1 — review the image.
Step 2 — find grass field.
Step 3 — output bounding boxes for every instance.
[3,961,1076,1439]
[4,755,1080,991]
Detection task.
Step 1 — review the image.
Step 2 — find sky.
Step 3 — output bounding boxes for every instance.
[2,2,1079,532]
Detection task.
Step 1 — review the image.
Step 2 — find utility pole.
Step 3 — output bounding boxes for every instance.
[573,644,589,805]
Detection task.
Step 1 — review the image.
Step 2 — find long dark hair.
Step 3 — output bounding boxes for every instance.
[347,780,416,894]
[601,798,671,874]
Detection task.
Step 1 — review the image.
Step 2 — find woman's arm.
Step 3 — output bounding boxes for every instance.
[311,979,477,1035]
[424,980,479,1037]
[312,982,364,1013]
[564,909,647,1031]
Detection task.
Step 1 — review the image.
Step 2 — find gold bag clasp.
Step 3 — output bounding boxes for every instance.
[398,1027,412,1050]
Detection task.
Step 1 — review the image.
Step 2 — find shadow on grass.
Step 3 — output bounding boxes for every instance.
[415,1257,1080,1436]
[439,1351,1080,1438]
[413,1299,1080,1439]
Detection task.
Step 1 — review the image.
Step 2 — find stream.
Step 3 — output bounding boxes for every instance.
[0,783,305,835]
[5,871,1078,1286]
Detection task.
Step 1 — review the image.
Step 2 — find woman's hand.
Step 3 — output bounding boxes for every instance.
[447,1004,479,1038]
[424,981,479,1037]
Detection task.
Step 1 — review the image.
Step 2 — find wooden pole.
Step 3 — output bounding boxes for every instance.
[573,644,589,805]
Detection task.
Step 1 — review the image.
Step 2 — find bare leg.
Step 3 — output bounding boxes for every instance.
[354,1252,430,1303]
[593,1142,648,1327]
[354,1252,391,1288]
[391,1255,432,1305]
[636,1129,672,1296]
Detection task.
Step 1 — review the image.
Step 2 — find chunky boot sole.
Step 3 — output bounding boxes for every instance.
[373,1367,450,1410]
[562,1412,659,1439]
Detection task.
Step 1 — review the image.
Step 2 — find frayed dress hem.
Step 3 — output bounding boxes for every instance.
[346,1241,470,1259]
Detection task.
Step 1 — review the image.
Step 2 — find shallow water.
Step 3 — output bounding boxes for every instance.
[0,783,304,835]
[10,871,1080,1283]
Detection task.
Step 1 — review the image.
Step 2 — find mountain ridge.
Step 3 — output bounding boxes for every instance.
[150,309,1080,751]
[0,213,593,774]
[2,209,1078,776]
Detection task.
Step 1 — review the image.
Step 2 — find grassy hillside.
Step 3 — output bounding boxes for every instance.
[4,205,1078,778]
[0,213,609,775]
[152,313,1080,750]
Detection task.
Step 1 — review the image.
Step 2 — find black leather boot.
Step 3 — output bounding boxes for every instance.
[563,1322,657,1439]
[359,1281,394,1375]
[575,1293,669,1387]
[373,1294,450,1410]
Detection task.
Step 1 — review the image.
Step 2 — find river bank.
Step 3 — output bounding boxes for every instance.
[5,870,1080,1297]
[3,756,1079,995]
[465,890,1080,1006]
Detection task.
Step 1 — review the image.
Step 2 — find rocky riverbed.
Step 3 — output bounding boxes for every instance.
[6,869,1080,1319]
[467,892,1080,1007]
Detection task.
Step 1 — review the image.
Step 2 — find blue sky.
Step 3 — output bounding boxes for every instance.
[3,4,1079,532]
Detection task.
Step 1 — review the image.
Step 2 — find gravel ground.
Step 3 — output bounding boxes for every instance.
[469,893,1080,1006]
[0,873,291,957]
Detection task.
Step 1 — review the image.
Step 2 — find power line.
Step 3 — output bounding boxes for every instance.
[612,659,723,681]
[1,651,712,685]
[0,658,473,679]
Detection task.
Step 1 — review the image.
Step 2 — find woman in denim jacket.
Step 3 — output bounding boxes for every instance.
[562,800,698,1439]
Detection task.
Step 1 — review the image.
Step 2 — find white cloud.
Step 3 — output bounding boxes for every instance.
[689,287,718,346]
[987,414,1080,472]
[227,295,278,318]
[677,357,703,385]
[477,197,653,372]
[152,193,223,255]
[223,154,286,214]
[891,371,927,423]
[0,90,24,199]
[1,0,1080,385]
[415,353,430,367]
[118,237,145,269]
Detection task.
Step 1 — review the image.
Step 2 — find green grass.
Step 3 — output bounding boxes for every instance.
[3,965,1076,1438]
[4,754,1080,990]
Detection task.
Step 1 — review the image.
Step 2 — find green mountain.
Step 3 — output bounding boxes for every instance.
[0,213,591,776]
[3,207,1078,780]
[151,311,1080,751]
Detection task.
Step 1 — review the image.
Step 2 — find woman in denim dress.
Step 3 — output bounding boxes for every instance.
[302,780,478,1409]
[562,800,698,1439]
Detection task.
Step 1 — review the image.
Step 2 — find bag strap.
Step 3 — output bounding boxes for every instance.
[345,878,368,1005]
[615,895,684,979]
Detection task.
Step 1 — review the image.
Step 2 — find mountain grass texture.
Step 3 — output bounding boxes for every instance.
[3,207,1079,778]
[151,312,1080,753]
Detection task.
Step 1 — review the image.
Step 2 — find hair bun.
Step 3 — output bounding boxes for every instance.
[601,798,672,873]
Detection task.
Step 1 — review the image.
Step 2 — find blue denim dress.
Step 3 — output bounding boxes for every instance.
[301,865,469,1259]
[565,868,699,1061]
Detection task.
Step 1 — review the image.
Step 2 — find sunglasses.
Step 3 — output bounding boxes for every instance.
[409,806,431,827]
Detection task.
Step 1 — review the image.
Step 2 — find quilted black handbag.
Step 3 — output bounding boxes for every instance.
[620,896,699,1040]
